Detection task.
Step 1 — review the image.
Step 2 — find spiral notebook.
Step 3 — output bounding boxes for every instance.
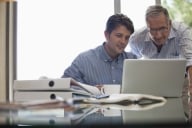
[121,59,186,98]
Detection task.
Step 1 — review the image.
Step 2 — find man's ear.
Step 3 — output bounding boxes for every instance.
[104,31,110,41]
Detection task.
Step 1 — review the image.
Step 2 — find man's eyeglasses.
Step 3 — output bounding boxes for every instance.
[148,27,169,34]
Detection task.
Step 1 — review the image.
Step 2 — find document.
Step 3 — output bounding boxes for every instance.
[97,101,166,111]
[70,79,102,95]
[82,94,167,104]
[70,79,121,96]
[80,94,167,111]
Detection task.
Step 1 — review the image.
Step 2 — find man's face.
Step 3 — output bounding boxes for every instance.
[105,25,131,55]
[147,12,171,45]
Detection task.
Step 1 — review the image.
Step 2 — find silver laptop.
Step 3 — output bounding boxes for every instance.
[121,59,186,98]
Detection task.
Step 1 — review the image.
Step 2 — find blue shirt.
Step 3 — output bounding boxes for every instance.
[129,21,192,67]
[62,43,137,85]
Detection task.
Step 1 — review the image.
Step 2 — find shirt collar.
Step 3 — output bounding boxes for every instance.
[99,42,123,63]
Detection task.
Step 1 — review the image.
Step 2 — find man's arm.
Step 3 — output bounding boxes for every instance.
[62,55,86,84]
[187,66,192,94]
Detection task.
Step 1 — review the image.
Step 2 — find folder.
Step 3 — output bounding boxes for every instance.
[14,91,73,102]
[13,78,71,91]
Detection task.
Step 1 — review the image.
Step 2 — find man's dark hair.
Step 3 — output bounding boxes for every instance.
[105,13,134,34]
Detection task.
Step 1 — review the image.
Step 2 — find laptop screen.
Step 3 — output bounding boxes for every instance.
[121,59,186,97]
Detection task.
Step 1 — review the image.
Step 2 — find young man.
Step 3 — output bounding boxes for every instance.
[128,5,192,93]
[62,13,136,86]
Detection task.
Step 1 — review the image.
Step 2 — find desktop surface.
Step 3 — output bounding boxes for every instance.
[0,97,191,127]
[1,79,192,127]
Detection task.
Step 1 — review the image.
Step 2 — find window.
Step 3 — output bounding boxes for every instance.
[121,0,156,51]
[121,0,155,30]
[17,0,114,79]
[17,0,156,80]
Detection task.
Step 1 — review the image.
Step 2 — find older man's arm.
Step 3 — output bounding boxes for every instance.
[187,66,192,95]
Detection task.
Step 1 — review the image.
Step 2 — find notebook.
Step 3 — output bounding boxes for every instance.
[121,59,187,98]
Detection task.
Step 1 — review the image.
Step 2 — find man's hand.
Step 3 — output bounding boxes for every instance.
[96,85,105,94]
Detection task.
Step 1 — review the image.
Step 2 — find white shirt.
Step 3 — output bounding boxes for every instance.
[129,21,192,67]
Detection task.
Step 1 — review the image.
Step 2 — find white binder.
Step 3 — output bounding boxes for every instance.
[13,78,71,91]
[14,91,73,102]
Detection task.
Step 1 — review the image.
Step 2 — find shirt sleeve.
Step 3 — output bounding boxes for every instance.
[128,34,142,58]
[179,25,192,67]
[61,54,86,83]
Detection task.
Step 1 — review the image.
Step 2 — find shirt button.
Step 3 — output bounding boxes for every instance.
[113,80,116,83]
[111,66,114,69]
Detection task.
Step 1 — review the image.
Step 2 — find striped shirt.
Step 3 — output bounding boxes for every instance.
[62,43,137,85]
[129,21,192,67]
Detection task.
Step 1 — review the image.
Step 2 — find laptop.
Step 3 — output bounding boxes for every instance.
[121,59,187,98]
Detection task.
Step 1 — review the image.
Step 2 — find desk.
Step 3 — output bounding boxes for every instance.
[2,79,192,127]
[0,96,191,127]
